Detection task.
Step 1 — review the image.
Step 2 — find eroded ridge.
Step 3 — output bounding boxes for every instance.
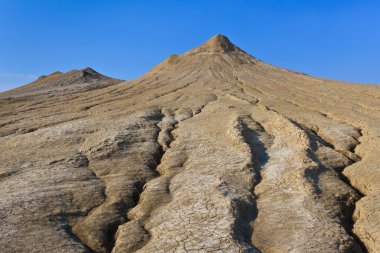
[112,109,179,253]
[230,115,273,249]
[251,106,363,253]
[112,102,269,252]
[71,109,165,253]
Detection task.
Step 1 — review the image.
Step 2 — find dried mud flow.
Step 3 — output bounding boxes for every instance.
[1,35,380,253]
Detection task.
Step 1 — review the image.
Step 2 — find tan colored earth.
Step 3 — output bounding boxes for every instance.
[1,35,379,253]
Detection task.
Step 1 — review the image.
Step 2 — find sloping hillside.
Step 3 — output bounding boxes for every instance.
[0,35,379,253]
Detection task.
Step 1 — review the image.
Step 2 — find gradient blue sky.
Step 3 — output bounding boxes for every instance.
[1,0,380,92]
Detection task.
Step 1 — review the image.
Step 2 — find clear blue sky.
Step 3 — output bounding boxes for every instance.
[1,0,380,92]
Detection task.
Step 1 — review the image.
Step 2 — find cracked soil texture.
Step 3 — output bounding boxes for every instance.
[1,35,380,253]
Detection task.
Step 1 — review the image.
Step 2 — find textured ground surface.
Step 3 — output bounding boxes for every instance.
[0,35,379,253]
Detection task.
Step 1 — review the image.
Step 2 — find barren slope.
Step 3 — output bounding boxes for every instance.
[1,35,379,253]
[0,67,122,99]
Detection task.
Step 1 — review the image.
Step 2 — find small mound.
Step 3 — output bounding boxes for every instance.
[0,68,122,98]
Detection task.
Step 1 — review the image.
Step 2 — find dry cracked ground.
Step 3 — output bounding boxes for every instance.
[1,35,380,253]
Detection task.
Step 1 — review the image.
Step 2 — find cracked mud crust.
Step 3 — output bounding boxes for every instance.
[1,35,380,253]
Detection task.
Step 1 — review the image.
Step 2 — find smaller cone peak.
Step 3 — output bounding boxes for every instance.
[81,67,95,72]
[64,67,101,78]
[206,34,234,50]
[190,34,238,53]
[80,67,98,75]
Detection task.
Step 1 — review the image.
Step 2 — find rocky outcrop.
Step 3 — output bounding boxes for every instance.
[1,35,380,253]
